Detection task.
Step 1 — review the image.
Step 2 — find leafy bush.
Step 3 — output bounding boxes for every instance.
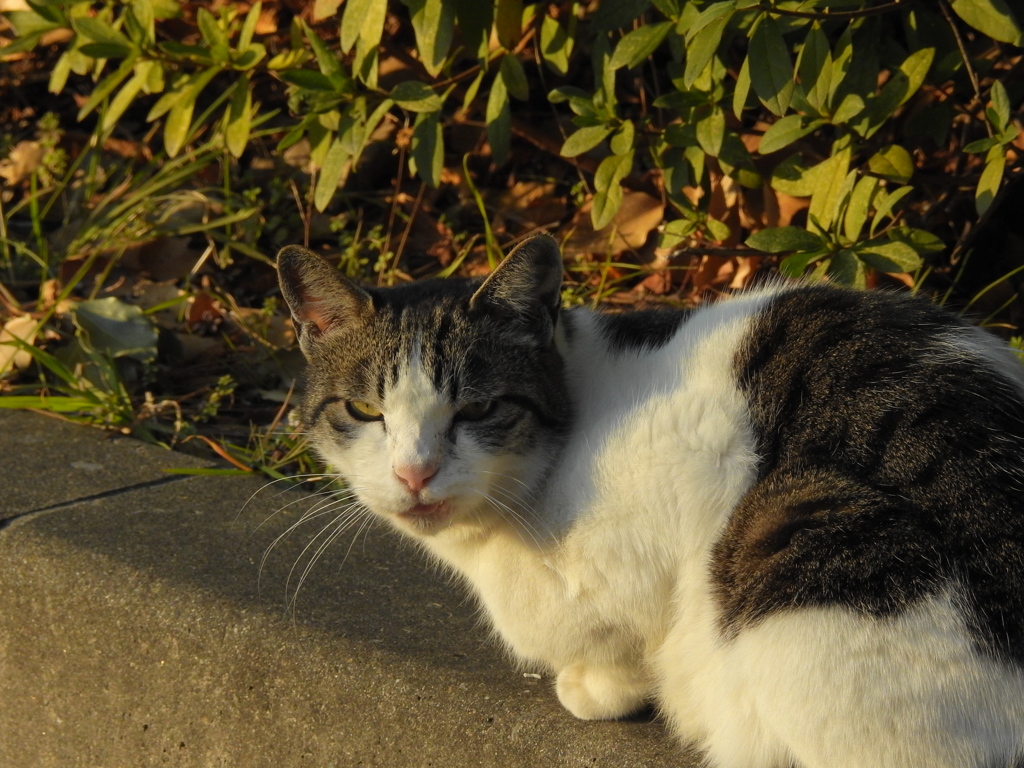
[4,0,1021,288]
[0,0,1021,470]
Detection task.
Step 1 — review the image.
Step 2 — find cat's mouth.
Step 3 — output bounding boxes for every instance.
[397,500,452,528]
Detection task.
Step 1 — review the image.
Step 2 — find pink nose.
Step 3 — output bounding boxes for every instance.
[393,463,438,493]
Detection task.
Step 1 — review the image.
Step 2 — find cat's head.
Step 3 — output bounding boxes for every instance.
[277,235,572,539]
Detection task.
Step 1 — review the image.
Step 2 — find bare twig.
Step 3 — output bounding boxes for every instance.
[939,0,985,121]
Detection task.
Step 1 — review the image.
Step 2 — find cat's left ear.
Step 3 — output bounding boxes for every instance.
[277,245,373,355]
[469,234,563,338]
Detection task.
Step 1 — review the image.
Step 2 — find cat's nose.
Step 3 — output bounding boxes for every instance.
[394,463,438,493]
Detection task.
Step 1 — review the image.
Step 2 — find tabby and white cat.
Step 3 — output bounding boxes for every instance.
[278,235,1024,768]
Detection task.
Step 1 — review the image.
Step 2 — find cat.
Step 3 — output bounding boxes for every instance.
[277,234,1024,768]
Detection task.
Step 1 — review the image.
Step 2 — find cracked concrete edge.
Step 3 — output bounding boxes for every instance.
[0,410,216,519]
[0,411,690,767]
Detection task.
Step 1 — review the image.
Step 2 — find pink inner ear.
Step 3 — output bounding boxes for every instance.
[295,297,335,334]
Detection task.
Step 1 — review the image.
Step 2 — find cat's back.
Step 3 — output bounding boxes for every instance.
[710,283,1024,665]
[557,282,1024,661]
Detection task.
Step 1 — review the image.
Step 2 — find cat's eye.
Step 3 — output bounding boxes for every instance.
[346,400,384,422]
[457,400,497,421]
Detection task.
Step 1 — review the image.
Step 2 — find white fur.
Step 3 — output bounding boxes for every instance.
[321,289,1024,767]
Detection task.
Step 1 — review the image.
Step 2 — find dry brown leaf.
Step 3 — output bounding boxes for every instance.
[0,141,44,185]
[565,190,665,256]
[0,314,37,378]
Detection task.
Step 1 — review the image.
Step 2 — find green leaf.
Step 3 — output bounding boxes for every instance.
[196,7,228,50]
[77,56,138,120]
[390,80,444,112]
[456,0,493,60]
[652,0,683,20]
[163,67,219,157]
[660,218,698,249]
[963,136,1002,153]
[745,226,824,253]
[860,48,934,136]
[592,151,633,230]
[705,217,731,242]
[239,1,261,50]
[562,125,614,157]
[779,249,826,277]
[593,0,650,31]
[48,49,74,94]
[314,137,351,211]
[828,249,867,288]
[408,0,456,77]
[870,185,913,235]
[411,111,444,188]
[770,154,815,197]
[71,15,133,49]
[976,147,1006,216]
[683,12,728,88]
[296,22,347,90]
[830,92,864,125]
[682,0,735,42]
[225,79,252,158]
[593,151,630,231]
[495,0,523,49]
[807,143,852,232]
[233,44,266,71]
[989,79,1011,130]
[351,99,392,164]
[71,298,158,361]
[844,175,879,242]
[827,25,855,107]
[540,13,572,75]
[101,70,146,132]
[798,22,832,114]
[610,21,672,70]
[593,34,617,113]
[999,125,1021,145]
[79,42,134,59]
[0,395,104,413]
[758,114,823,155]
[719,134,762,188]
[486,70,511,165]
[500,54,529,101]
[7,8,63,39]
[340,0,375,53]
[867,145,915,183]
[159,40,214,64]
[610,120,635,156]
[277,68,337,91]
[889,226,946,255]
[733,53,751,119]
[748,15,794,116]
[695,106,725,157]
[460,69,486,115]
[857,240,923,274]
[950,0,1023,45]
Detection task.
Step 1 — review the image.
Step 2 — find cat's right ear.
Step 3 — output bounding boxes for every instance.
[469,234,563,340]
[277,245,373,355]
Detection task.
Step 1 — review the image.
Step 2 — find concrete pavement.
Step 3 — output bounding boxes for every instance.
[0,410,690,767]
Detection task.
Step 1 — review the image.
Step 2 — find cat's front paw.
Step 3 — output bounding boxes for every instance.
[555,662,649,720]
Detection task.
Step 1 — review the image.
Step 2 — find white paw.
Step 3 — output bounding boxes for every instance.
[555,662,649,720]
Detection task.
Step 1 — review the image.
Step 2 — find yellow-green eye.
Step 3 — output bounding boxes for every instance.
[346,400,383,422]
[457,400,497,421]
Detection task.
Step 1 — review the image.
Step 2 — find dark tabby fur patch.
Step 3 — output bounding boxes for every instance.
[596,309,689,353]
[712,286,1024,663]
